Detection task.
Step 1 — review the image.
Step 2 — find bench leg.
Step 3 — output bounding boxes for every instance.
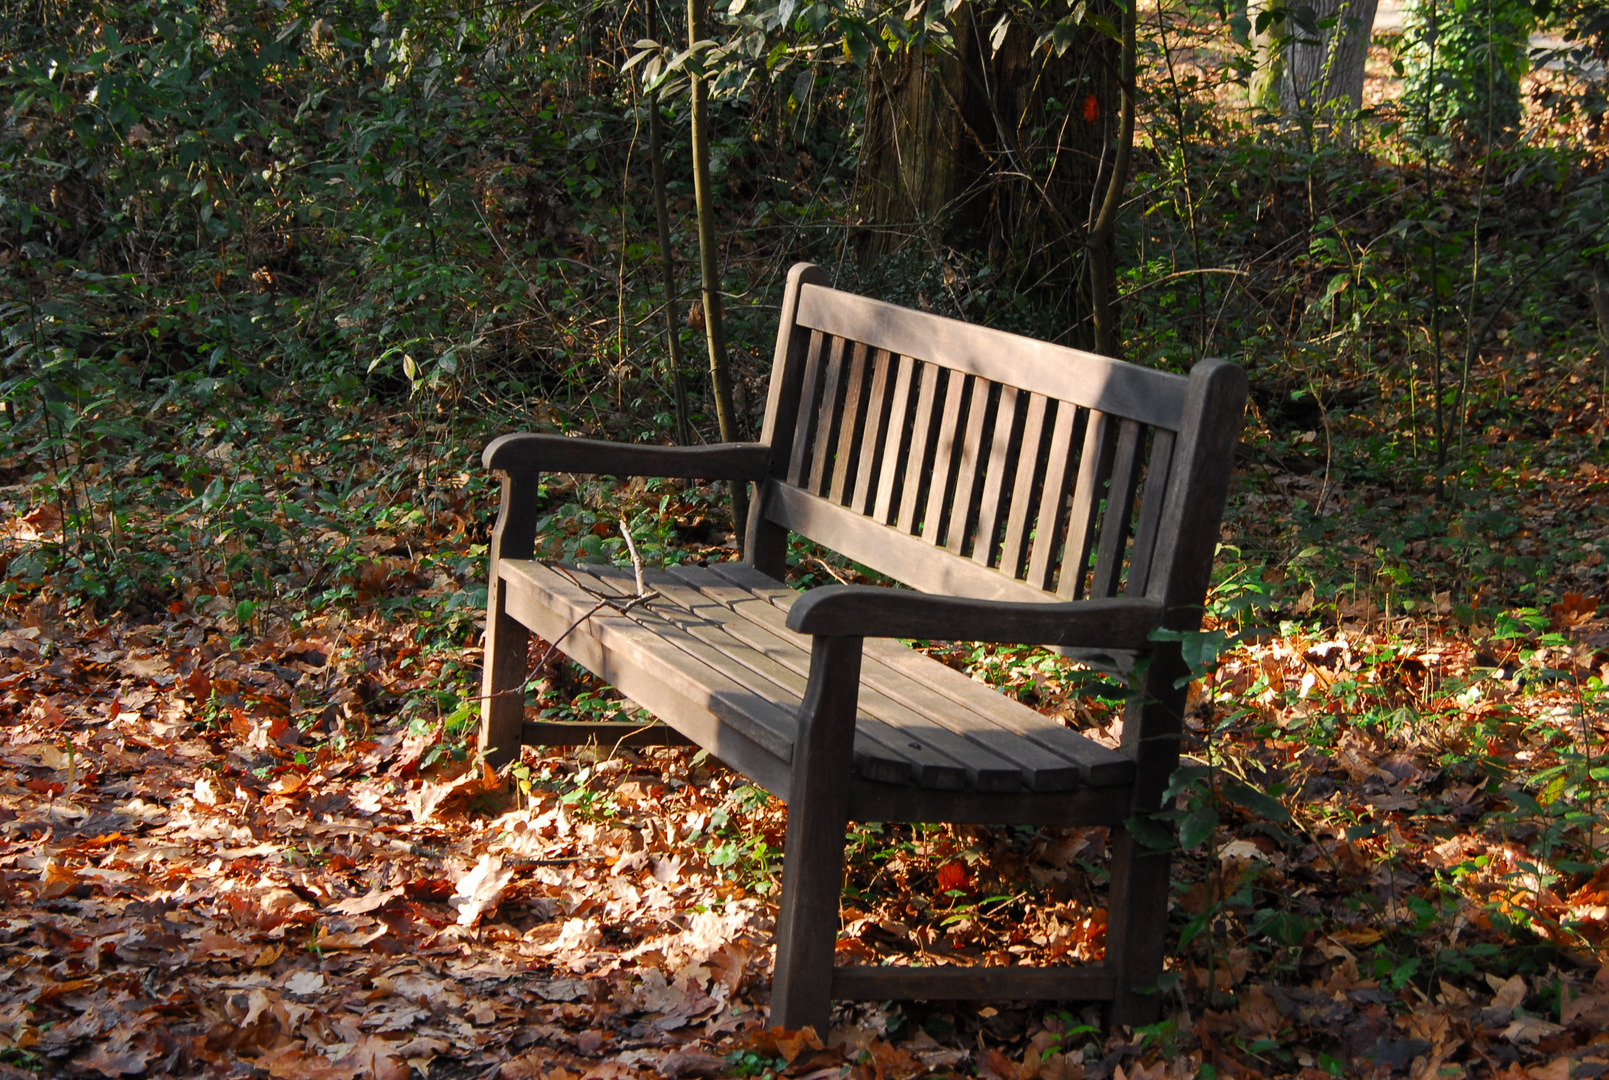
[479,583,529,769]
[1104,824,1170,1028]
[771,636,862,1035]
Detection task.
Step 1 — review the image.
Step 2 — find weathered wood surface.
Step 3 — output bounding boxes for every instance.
[833,963,1116,1001]
[479,262,1249,1033]
[783,582,1160,647]
[499,560,1132,795]
[483,433,770,479]
[794,283,1192,428]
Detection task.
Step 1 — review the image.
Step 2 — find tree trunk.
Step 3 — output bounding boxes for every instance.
[854,1,1121,347]
[1254,0,1380,124]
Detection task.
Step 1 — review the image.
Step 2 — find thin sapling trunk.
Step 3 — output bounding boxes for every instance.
[687,0,748,554]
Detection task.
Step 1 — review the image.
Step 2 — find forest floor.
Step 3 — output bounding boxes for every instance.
[0,380,1607,1080]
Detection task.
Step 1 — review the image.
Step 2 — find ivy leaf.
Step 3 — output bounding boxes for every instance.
[1222,779,1292,824]
[1178,806,1218,851]
[1125,813,1175,851]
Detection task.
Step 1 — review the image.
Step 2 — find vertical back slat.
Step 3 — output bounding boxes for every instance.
[999,393,1049,579]
[850,350,894,515]
[1025,403,1081,591]
[828,343,871,505]
[922,373,970,543]
[896,363,944,534]
[1088,419,1146,599]
[808,336,849,493]
[873,355,916,525]
[972,385,1020,569]
[786,330,829,486]
[1056,411,1117,600]
[1125,429,1175,597]
[946,379,993,554]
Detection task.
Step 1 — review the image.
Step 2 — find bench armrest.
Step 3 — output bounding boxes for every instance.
[484,433,770,481]
[785,586,1162,650]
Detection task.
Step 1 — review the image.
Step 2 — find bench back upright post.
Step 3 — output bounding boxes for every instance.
[1104,357,1246,1025]
[747,263,831,579]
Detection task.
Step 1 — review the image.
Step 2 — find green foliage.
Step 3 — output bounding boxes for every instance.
[1399,0,1534,149]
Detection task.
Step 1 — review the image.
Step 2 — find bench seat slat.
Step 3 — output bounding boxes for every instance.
[674,567,1090,792]
[708,563,1136,789]
[632,568,1031,793]
[496,560,798,795]
[571,564,1017,791]
[548,563,931,788]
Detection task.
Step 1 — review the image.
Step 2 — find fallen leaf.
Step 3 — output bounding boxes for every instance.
[656,1049,727,1078]
[1489,972,1527,1012]
[71,1046,151,1078]
[326,885,405,917]
[449,853,516,927]
[1503,1015,1565,1044]
[284,970,328,997]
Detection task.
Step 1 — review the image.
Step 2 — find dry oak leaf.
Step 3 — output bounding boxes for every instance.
[975,1048,1016,1080]
[192,929,253,959]
[407,759,501,822]
[1526,1058,1575,1080]
[313,924,387,951]
[450,853,516,927]
[257,1043,360,1080]
[36,857,79,901]
[498,1050,556,1080]
[858,1041,923,1080]
[284,970,328,997]
[1114,1060,1189,1080]
[332,1035,411,1080]
[1561,983,1609,1026]
[1503,1015,1566,1044]
[1488,972,1528,1014]
[743,1026,824,1066]
[72,1042,152,1079]
[326,885,405,917]
[655,1049,728,1078]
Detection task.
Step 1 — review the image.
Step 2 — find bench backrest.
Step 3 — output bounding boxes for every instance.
[748,264,1247,632]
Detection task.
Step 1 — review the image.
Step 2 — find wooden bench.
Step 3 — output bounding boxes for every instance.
[478,263,1248,1032]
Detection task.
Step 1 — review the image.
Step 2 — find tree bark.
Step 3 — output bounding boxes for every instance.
[1254,0,1381,124]
[1089,0,1137,357]
[854,1,1120,347]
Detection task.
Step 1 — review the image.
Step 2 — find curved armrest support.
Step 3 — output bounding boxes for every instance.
[785,586,1162,650]
[484,433,770,481]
